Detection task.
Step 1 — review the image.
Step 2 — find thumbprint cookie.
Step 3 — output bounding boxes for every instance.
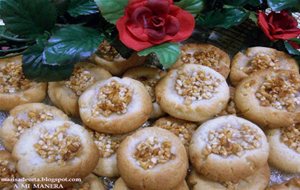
[172,43,231,78]
[230,47,298,86]
[0,56,47,111]
[117,127,188,190]
[189,115,269,182]
[188,164,270,190]
[12,121,99,187]
[79,77,152,134]
[92,40,145,75]
[123,66,166,118]
[235,70,300,128]
[0,103,69,152]
[156,64,230,122]
[48,62,112,117]
[268,124,300,173]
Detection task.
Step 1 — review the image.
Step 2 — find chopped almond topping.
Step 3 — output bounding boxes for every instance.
[134,137,175,170]
[0,62,31,93]
[175,69,221,105]
[13,111,54,137]
[203,124,261,157]
[34,123,81,165]
[98,40,121,61]
[281,124,300,153]
[245,53,279,74]
[92,80,132,117]
[65,66,95,96]
[92,132,121,158]
[256,73,300,111]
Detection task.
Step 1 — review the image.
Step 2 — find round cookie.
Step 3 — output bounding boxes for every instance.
[156,64,230,122]
[230,47,299,86]
[0,103,69,152]
[12,120,99,187]
[92,40,145,75]
[48,62,112,117]
[123,66,166,118]
[0,56,47,111]
[79,77,152,134]
[189,115,269,182]
[91,131,127,177]
[267,124,300,173]
[117,127,188,190]
[66,174,106,190]
[235,70,300,129]
[188,164,270,190]
[268,178,300,190]
[113,178,189,190]
[152,116,197,151]
[172,43,231,78]
[0,151,31,190]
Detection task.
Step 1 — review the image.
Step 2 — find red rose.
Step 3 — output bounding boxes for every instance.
[116,0,195,51]
[258,10,300,41]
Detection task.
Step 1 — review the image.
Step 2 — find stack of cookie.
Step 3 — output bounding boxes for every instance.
[0,41,300,190]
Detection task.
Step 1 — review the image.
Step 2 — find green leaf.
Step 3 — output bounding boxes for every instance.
[175,0,205,16]
[247,0,262,6]
[22,40,74,81]
[68,0,99,17]
[50,0,70,15]
[94,0,128,24]
[267,0,300,11]
[224,0,248,6]
[284,41,300,56]
[0,0,57,39]
[290,38,300,44]
[44,25,104,64]
[138,43,180,68]
[197,8,249,29]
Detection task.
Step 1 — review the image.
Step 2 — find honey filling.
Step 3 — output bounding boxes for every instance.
[92,132,121,158]
[92,80,132,117]
[256,73,300,111]
[134,137,175,170]
[181,50,220,68]
[65,66,95,96]
[0,62,31,93]
[281,124,300,153]
[245,53,279,74]
[203,124,261,157]
[13,110,54,137]
[175,70,221,105]
[34,123,81,164]
[97,40,121,61]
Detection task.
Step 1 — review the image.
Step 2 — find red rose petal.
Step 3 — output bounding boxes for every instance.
[147,0,170,16]
[131,6,152,26]
[165,15,179,36]
[146,27,166,40]
[169,6,194,42]
[258,12,275,41]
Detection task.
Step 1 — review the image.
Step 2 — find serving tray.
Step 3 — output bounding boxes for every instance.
[1,14,300,189]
